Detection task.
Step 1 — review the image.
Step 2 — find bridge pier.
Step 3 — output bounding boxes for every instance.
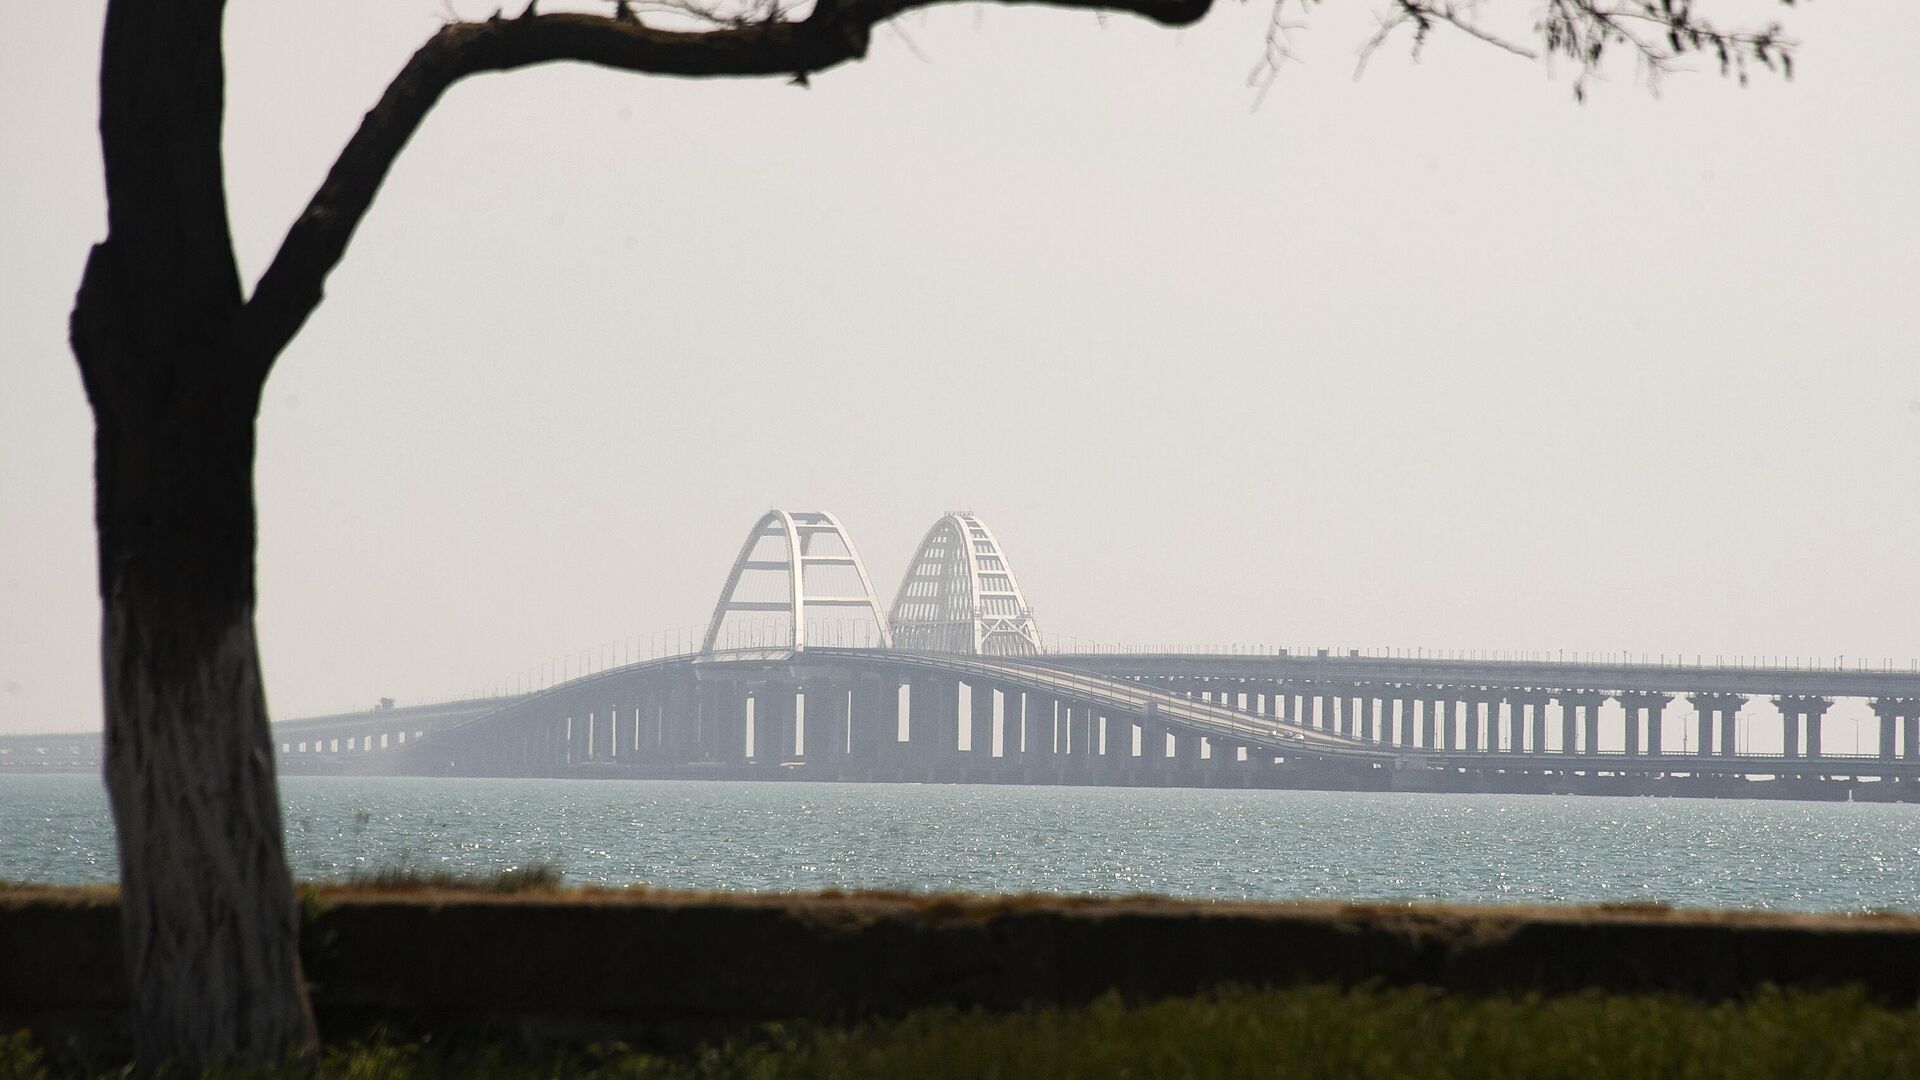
[1527,695,1549,754]
[999,689,1023,765]
[1774,695,1830,763]
[853,673,900,772]
[909,675,959,775]
[1483,694,1505,752]
[812,684,851,764]
[1551,687,1597,757]
[1618,692,1658,759]
[752,685,794,765]
[706,681,750,763]
[1690,693,1744,759]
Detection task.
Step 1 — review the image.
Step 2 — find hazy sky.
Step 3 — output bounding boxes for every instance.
[4,0,1916,737]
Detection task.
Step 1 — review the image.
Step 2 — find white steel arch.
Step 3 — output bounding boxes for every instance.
[703,509,893,653]
[889,512,1043,656]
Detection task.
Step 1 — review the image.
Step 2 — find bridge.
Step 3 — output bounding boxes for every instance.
[9,509,1920,800]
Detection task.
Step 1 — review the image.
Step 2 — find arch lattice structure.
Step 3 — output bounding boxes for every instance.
[703,510,892,652]
[889,512,1043,656]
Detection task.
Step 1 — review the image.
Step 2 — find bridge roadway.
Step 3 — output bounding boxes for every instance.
[259,647,1920,798]
[1042,650,1920,700]
[390,647,1380,777]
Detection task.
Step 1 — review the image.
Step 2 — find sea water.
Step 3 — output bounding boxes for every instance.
[4,774,1916,912]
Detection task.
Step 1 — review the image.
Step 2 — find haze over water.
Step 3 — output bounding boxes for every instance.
[8,776,1916,912]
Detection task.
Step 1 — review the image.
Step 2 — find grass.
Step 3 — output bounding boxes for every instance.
[6,984,1919,1079]
[326,860,566,894]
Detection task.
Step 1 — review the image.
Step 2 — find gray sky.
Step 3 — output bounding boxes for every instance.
[4,0,1916,738]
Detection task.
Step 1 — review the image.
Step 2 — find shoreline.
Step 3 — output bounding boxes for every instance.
[8,887,1920,1049]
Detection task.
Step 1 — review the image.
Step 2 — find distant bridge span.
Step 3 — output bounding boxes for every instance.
[14,507,1918,799]
[263,504,1920,798]
[261,641,1920,800]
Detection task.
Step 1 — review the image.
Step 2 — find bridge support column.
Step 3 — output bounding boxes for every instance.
[706,682,750,763]
[1140,703,1166,773]
[1207,737,1237,781]
[1616,692,1667,759]
[1870,697,1918,765]
[906,676,957,773]
[754,685,796,765]
[967,682,993,760]
[867,675,902,768]
[1366,693,1383,743]
[1528,696,1548,755]
[1459,687,1489,749]
[814,685,851,764]
[1689,693,1742,759]
[1106,715,1133,778]
[1003,690,1027,764]
[1773,695,1831,762]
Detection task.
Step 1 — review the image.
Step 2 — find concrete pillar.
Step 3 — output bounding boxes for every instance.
[1620,696,1640,757]
[756,686,795,764]
[1107,715,1133,772]
[904,676,949,767]
[1529,698,1547,754]
[1140,721,1166,765]
[1558,694,1578,755]
[1689,693,1742,758]
[968,682,993,757]
[1871,699,1898,761]
[1907,711,1920,761]
[814,685,850,762]
[1004,691,1026,761]
[1368,694,1383,742]
[719,682,751,763]
[1773,696,1831,761]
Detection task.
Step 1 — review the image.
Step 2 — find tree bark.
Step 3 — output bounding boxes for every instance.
[87,372,318,1073]
[74,0,317,1069]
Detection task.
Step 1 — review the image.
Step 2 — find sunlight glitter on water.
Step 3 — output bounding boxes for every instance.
[4,775,1917,912]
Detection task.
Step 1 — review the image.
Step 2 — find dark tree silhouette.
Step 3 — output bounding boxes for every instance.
[69,0,1795,1069]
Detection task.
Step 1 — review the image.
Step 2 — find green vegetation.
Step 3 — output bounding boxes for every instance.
[327,861,566,894]
[6,985,1917,1079]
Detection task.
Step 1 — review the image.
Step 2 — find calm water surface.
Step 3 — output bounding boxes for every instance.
[5,774,1917,912]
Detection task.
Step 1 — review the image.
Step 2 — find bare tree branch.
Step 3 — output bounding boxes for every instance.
[237,0,1211,375]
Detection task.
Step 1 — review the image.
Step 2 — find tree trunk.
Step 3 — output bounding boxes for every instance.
[73,0,319,1069]
[89,376,318,1072]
